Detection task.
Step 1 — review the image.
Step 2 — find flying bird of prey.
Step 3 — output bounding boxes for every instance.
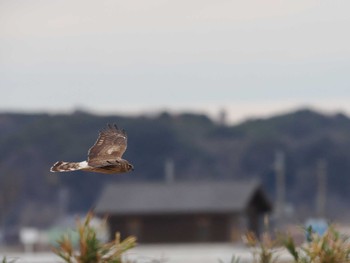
[50,124,134,174]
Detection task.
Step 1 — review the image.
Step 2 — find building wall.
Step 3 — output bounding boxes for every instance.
[109,213,243,243]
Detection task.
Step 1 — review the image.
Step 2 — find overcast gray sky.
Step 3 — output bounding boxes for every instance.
[1,0,349,123]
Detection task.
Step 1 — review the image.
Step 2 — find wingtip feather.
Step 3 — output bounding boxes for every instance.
[50,161,63,172]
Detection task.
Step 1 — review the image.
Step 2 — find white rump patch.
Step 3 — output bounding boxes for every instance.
[78,161,89,169]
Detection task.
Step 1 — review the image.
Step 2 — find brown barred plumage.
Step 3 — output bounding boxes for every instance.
[50,124,134,174]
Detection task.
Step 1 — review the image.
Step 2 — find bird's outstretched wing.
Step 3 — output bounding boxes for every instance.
[87,124,127,167]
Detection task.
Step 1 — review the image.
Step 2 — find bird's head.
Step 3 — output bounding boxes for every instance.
[127,163,134,172]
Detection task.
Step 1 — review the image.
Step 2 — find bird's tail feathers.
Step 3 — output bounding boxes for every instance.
[50,161,88,172]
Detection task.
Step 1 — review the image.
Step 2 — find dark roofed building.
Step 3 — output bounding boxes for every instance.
[95,180,272,243]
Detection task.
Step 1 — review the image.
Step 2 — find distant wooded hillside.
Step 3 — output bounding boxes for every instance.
[1,109,350,227]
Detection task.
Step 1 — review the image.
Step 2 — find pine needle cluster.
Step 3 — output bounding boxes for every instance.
[53,212,136,263]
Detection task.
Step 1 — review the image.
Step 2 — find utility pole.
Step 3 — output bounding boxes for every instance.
[316,159,327,218]
[165,158,175,184]
[274,150,286,223]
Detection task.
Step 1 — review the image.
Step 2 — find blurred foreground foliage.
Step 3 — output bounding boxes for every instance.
[53,213,350,263]
[236,225,350,263]
[53,212,136,263]
[3,218,350,263]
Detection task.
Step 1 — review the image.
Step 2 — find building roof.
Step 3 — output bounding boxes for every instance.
[94,180,272,215]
